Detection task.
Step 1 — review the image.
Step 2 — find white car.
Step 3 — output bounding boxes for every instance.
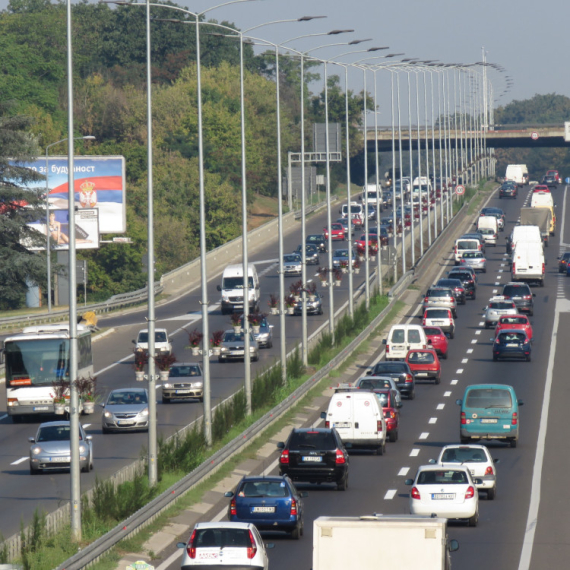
[483,296,518,329]
[405,465,480,526]
[422,307,455,338]
[353,376,402,406]
[177,522,273,569]
[430,444,499,500]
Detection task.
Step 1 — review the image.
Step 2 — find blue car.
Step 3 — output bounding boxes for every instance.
[492,329,531,362]
[225,475,307,539]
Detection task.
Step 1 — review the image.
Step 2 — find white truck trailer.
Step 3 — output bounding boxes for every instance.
[313,515,458,570]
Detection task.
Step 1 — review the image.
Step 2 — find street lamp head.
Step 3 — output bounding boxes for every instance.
[368,46,389,51]
[349,38,372,45]
[327,29,354,35]
[83,136,96,141]
[386,53,405,57]
[298,15,326,21]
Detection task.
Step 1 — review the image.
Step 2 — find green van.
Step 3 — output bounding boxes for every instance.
[456,384,524,448]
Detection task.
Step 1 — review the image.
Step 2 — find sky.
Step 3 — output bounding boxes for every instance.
[2,0,570,120]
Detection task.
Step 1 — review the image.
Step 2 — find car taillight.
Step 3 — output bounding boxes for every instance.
[512,412,518,425]
[386,345,390,353]
[465,486,475,499]
[512,263,516,273]
[422,318,426,325]
[335,449,346,464]
[384,411,396,419]
[280,449,289,464]
[485,466,494,476]
[461,412,466,425]
[405,373,413,383]
[247,530,257,560]
[230,498,236,516]
[454,246,457,254]
[523,295,531,300]
[290,498,298,516]
[411,487,421,500]
[424,297,429,303]
[377,420,383,431]
[325,420,330,428]
[187,529,197,559]
[542,263,545,274]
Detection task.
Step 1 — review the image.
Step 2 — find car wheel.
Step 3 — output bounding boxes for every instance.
[449,330,454,339]
[199,397,204,403]
[434,375,441,385]
[441,351,448,360]
[102,427,110,434]
[81,463,89,473]
[218,357,225,363]
[510,438,518,448]
[267,340,273,349]
[253,354,259,362]
[529,308,534,317]
[460,436,470,444]
[290,524,301,540]
[493,354,498,361]
[337,474,348,491]
[487,487,496,500]
[468,510,479,527]
[526,354,531,362]
[162,397,170,404]
[483,268,487,273]
[408,390,415,400]
[389,431,398,443]
[30,466,39,475]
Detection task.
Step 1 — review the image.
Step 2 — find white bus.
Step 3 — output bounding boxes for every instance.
[1,324,93,422]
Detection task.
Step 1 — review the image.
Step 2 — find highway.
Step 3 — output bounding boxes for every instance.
[0,197,434,540]
[157,184,567,570]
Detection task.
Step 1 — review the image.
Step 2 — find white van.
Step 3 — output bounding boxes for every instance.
[506,164,528,187]
[530,191,554,209]
[512,241,545,285]
[321,389,387,455]
[340,202,364,223]
[217,263,260,315]
[454,238,481,264]
[383,324,429,360]
[510,225,542,251]
[361,185,383,209]
[477,216,498,246]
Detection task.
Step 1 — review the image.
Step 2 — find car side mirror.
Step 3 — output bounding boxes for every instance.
[132,339,136,344]
[518,400,524,406]
[86,435,93,441]
[28,437,35,443]
[493,458,500,464]
[382,339,387,345]
[277,441,285,449]
[449,539,459,553]
[217,285,222,292]
[320,411,327,419]
[532,293,536,297]
[455,399,462,406]
[269,325,274,329]
[177,542,187,549]
[397,402,403,408]
[224,491,234,498]
[265,543,275,549]
[300,491,309,498]
[474,478,483,485]
[404,479,414,485]
[428,459,436,464]
[100,403,105,408]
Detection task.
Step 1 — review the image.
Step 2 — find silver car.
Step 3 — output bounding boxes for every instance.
[29,421,93,474]
[483,297,518,329]
[336,217,356,236]
[295,243,320,265]
[294,292,323,315]
[460,251,487,273]
[332,248,357,268]
[422,287,458,318]
[162,363,203,404]
[239,315,273,348]
[101,388,149,433]
[218,330,259,363]
[283,253,302,276]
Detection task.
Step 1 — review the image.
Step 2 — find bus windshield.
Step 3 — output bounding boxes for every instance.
[5,339,69,386]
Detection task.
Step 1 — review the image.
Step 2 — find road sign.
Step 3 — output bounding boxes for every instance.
[531,132,539,140]
[455,185,465,195]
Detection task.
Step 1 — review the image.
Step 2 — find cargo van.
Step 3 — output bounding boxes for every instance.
[321,389,387,455]
[520,207,551,246]
[507,225,542,255]
[530,191,554,209]
[361,185,383,209]
[476,217,498,246]
[512,241,545,285]
[505,164,528,187]
[456,384,524,448]
[383,324,429,360]
[340,202,364,223]
[454,238,481,264]
[217,263,260,314]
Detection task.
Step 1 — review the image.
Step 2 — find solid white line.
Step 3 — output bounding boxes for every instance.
[384,489,397,500]
[398,467,410,476]
[437,403,445,410]
[444,391,451,397]
[410,449,420,457]
[10,457,28,465]
[419,432,429,440]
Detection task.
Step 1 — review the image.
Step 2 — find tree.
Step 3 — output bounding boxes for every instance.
[0,103,47,309]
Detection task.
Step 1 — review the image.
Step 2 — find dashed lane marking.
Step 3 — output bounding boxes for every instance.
[444,391,452,397]
[437,403,445,410]
[451,379,458,385]
[429,418,437,424]
[398,467,410,476]
[419,432,429,440]
[410,449,420,457]
[384,489,397,500]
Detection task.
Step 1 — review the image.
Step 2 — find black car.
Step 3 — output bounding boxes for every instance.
[365,360,416,399]
[502,282,536,316]
[499,182,517,199]
[448,269,477,300]
[436,278,467,305]
[294,292,323,316]
[277,428,349,490]
[295,244,320,265]
[306,234,327,253]
[559,252,570,273]
[542,174,558,188]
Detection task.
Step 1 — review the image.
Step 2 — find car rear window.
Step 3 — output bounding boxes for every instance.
[503,285,531,296]
[425,309,450,318]
[441,448,487,463]
[417,470,468,485]
[408,330,422,343]
[465,388,513,409]
[288,430,336,449]
[498,332,527,343]
[372,362,407,374]
[500,317,527,325]
[423,327,442,336]
[238,481,289,498]
[427,289,452,297]
[408,351,435,363]
[489,302,515,310]
[195,528,251,548]
[449,272,472,282]
[358,378,392,390]
[457,240,478,250]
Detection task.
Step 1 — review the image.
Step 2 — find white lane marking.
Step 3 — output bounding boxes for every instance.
[471,340,477,344]
[493,289,498,294]
[451,380,458,385]
[444,391,452,397]
[398,467,410,476]
[437,403,445,410]
[475,330,481,336]
[11,457,28,465]
[83,423,91,429]
[501,263,505,267]
[499,269,504,273]
[479,322,484,327]
[419,432,429,440]
[384,489,397,500]
[456,368,464,373]
[410,449,420,457]
[428,418,437,424]
[495,282,500,286]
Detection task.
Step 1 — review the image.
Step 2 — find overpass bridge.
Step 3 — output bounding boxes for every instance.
[367,123,570,152]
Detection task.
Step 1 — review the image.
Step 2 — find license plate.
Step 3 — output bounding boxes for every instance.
[506,343,519,347]
[334,422,350,428]
[432,493,455,500]
[416,372,429,377]
[118,420,135,425]
[34,406,49,411]
[252,506,276,513]
[481,418,498,424]
[433,321,445,325]
[470,469,475,475]
[175,390,191,394]
[50,457,70,462]
[197,551,219,560]
[302,456,322,462]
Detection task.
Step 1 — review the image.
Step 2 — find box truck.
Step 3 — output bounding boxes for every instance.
[313,515,458,570]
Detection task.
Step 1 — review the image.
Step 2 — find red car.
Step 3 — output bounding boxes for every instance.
[533,184,550,193]
[355,234,380,252]
[495,314,533,341]
[372,389,401,442]
[324,223,345,241]
[422,326,449,359]
[547,170,561,183]
[405,349,441,385]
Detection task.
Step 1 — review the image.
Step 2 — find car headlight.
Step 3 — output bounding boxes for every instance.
[221,347,228,352]
[104,411,113,418]
[222,293,229,301]
[141,407,149,417]
[163,383,173,388]
[192,382,203,388]
[31,446,42,455]
[257,333,268,340]
[79,444,87,454]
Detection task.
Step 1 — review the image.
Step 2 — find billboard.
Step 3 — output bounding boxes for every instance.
[19,156,126,234]
[24,208,100,251]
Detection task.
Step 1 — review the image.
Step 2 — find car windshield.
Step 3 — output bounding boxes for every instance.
[238,480,289,498]
[223,332,246,342]
[372,362,407,374]
[288,431,336,449]
[441,448,487,463]
[108,391,148,405]
[284,255,301,263]
[358,378,391,390]
[169,365,201,377]
[465,388,513,408]
[417,470,468,485]
[36,425,83,442]
[408,351,435,363]
[138,331,167,343]
[222,276,254,290]
[194,528,252,549]
[426,309,450,318]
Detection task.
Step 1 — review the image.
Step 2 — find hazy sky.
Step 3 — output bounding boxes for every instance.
[2,0,569,118]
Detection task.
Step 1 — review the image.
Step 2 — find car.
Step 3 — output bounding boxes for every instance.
[451,264,478,283]
[422,326,449,360]
[177,522,273,569]
[277,428,349,490]
[405,349,441,384]
[480,207,505,230]
[431,444,499,500]
[283,253,302,276]
[533,184,550,193]
[499,181,517,199]
[448,269,477,300]
[295,243,320,265]
[324,223,345,241]
[371,389,402,442]
[306,234,327,252]
[336,217,358,236]
[492,330,532,361]
[542,174,557,188]
[354,376,403,405]
[460,251,487,273]
[161,362,203,403]
[483,296,518,328]
[422,307,455,338]
[101,387,150,433]
[546,169,561,184]
[405,465,480,526]
[495,314,533,341]
[364,203,377,220]
[380,215,402,236]
[558,252,570,273]
[294,292,323,315]
[436,278,466,305]
[368,225,390,248]
[239,314,273,348]
[133,327,172,356]
[224,475,307,538]
[460,232,486,254]
[502,282,536,316]
[478,227,498,246]
[218,330,259,363]
[355,233,380,253]
[28,420,93,474]
[363,361,415,399]
[422,287,457,317]
[332,248,357,268]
